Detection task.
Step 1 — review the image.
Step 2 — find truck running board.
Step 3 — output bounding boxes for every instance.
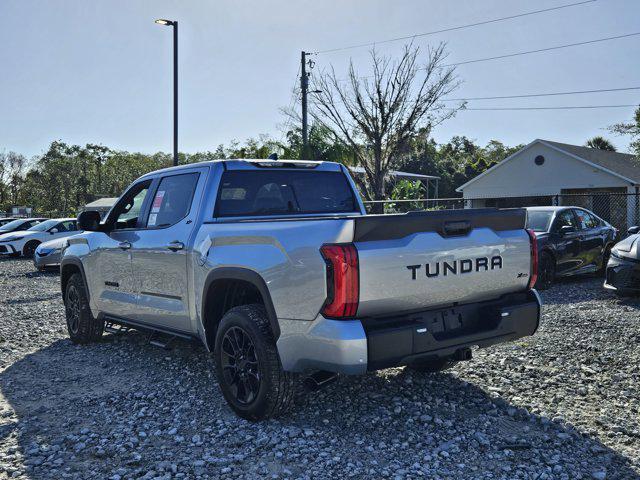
[102,315,196,349]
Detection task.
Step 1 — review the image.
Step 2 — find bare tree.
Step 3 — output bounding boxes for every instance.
[309,44,462,207]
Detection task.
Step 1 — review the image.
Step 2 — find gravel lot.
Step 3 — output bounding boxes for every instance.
[0,258,639,480]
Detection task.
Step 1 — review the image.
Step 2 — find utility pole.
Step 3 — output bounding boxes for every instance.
[155,18,179,166]
[300,51,309,159]
[173,21,178,166]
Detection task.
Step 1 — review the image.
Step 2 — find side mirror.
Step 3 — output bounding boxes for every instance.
[77,211,102,232]
[628,226,640,236]
[559,225,576,235]
[49,228,58,234]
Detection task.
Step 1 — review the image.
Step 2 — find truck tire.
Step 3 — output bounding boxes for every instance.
[407,357,457,373]
[214,304,296,421]
[22,240,40,258]
[64,273,104,344]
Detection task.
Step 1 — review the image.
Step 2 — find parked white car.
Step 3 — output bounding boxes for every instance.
[0,218,79,257]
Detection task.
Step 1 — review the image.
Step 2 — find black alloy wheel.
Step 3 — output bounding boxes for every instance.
[220,326,261,405]
[65,284,81,335]
[23,241,39,257]
[536,252,555,290]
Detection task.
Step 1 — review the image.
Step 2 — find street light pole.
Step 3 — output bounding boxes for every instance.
[155,18,179,166]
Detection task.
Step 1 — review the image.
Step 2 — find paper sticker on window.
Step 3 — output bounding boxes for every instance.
[148,213,158,226]
[151,190,165,213]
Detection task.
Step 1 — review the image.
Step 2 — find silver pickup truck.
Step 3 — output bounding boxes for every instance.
[61,159,541,420]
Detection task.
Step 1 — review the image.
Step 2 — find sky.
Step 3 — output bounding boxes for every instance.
[1,0,639,158]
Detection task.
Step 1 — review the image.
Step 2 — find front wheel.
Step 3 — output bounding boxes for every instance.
[22,241,40,258]
[214,304,297,421]
[65,273,104,344]
[535,251,555,290]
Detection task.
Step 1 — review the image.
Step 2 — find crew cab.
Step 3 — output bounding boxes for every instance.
[61,160,541,420]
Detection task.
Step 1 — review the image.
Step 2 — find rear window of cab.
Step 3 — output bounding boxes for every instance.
[215,170,358,217]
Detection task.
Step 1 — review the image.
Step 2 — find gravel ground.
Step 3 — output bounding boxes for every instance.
[0,257,639,480]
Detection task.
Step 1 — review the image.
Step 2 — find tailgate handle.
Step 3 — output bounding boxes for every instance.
[442,220,471,237]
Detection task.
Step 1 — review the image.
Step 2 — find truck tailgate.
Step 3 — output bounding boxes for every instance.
[353,209,531,317]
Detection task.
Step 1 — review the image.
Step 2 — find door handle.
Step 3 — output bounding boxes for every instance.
[167,241,184,251]
[118,241,131,250]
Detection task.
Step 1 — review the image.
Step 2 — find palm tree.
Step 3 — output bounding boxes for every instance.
[585,136,617,152]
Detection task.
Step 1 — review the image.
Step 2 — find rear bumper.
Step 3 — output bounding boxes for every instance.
[277,290,541,374]
[604,255,640,293]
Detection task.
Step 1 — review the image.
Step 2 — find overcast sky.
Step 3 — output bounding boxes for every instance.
[1,0,639,158]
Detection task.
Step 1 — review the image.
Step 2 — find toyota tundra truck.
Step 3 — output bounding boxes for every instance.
[60,159,541,420]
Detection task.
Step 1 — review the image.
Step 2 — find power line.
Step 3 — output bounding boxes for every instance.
[444,86,640,102]
[331,32,640,84]
[443,32,640,67]
[313,0,597,54]
[460,104,638,111]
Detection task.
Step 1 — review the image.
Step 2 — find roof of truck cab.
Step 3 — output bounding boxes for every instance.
[138,159,340,179]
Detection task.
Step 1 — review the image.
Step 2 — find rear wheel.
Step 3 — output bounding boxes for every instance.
[535,251,555,290]
[65,273,104,344]
[22,241,40,258]
[407,357,457,373]
[214,304,297,421]
[599,245,612,277]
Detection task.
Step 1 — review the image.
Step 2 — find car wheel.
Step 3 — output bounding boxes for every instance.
[535,251,555,290]
[65,273,104,344]
[22,241,40,258]
[406,357,457,373]
[214,304,297,421]
[599,246,612,277]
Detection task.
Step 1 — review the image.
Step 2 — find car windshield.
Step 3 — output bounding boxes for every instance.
[0,219,29,231]
[27,220,57,232]
[526,211,554,232]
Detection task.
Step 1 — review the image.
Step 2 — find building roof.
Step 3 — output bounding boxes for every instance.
[457,139,640,192]
[84,197,118,208]
[541,140,640,183]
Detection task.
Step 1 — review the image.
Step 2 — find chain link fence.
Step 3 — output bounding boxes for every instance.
[363,192,640,234]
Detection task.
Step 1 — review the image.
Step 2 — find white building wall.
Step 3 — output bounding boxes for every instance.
[460,143,632,199]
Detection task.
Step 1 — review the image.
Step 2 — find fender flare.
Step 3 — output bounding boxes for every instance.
[202,267,280,340]
[60,257,91,302]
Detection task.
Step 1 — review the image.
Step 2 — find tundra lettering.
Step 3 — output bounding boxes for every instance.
[61,159,540,421]
[406,255,504,280]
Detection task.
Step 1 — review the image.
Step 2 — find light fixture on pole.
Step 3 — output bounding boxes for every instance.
[154,18,179,166]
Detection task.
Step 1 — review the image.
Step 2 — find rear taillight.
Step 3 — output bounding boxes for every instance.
[320,243,359,318]
[526,229,538,289]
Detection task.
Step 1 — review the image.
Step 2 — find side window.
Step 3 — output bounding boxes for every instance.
[59,220,77,232]
[147,173,199,228]
[111,180,152,230]
[554,210,578,231]
[576,210,598,229]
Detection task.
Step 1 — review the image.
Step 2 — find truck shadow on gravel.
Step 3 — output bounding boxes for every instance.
[1,335,638,479]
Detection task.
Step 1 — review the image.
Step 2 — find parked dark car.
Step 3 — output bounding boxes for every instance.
[604,226,640,296]
[526,207,617,289]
